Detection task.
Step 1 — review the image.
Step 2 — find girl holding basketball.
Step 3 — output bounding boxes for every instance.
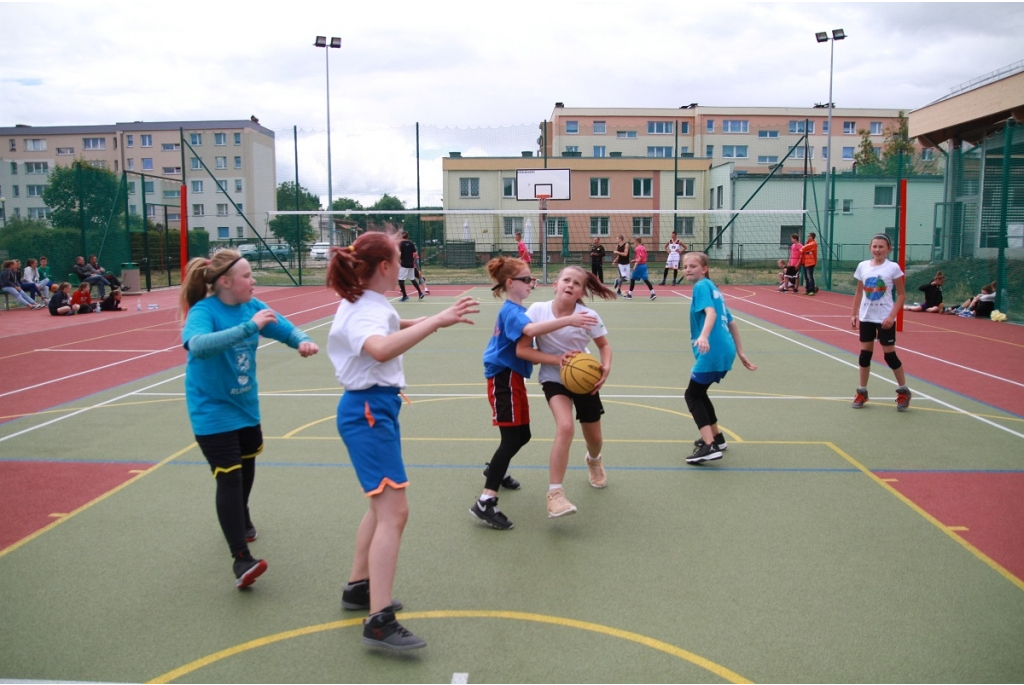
[179,250,319,589]
[522,265,616,517]
[682,252,757,465]
[472,257,596,530]
[327,233,478,650]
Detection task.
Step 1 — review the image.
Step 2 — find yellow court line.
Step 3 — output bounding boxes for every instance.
[147,610,751,684]
[904,318,1024,349]
[823,441,1024,594]
[0,443,198,560]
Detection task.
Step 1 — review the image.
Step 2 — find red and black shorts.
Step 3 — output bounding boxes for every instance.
[487,368,530,427]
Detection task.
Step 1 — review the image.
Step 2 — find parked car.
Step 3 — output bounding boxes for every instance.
[238,243,292,262]
[310,242,330,260]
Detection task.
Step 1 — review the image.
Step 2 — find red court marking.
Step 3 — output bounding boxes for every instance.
[0,461,154,552]
[877,471,1024,582]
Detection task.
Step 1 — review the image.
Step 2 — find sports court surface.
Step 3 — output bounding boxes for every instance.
[1,282,1023,683]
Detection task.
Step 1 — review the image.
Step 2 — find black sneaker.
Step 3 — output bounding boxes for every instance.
[470,496,514,530]
[483,462,521,490]
[686,441,723,465]
[341,578,403,612]
[244,508,257,542]
[363,608,426,650]
[233,554,267,589]
[692,433,728,451]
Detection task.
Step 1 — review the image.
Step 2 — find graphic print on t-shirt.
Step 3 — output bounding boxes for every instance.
[863,277,889,300]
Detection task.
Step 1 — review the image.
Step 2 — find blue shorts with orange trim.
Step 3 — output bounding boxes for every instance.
[337,386,407,496]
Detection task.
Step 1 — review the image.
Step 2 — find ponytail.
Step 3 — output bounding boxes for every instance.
[327,231,399,303]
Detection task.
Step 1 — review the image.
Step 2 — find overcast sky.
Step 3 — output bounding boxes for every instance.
[2,1,1022,207]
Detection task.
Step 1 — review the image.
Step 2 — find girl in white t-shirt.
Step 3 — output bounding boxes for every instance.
[850,234,911,411]
[522,266,616,518]
[326,232,478,651]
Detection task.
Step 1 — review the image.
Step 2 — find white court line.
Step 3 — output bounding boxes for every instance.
[451,674,469,684]
[728,295,1024,391]
[35,349,168,353]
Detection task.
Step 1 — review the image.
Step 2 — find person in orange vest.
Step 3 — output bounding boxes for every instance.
[801,232,819,295]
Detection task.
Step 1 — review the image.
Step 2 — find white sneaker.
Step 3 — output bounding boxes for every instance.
[546,487,577,518]
[585,454,607,488]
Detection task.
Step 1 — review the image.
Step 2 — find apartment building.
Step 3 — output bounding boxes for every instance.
[0,119,275,241]
[545,105,928,175]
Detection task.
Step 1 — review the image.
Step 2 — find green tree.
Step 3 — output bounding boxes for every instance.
[880,111,917,176]
[330,196,366,231]
[268,181,321,249]
[853,129,882,176]
[367,194,406,229]
[42,160,123,231]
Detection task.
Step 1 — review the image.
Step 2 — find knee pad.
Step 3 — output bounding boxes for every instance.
[858,350,873,368]
[884,351,902,370]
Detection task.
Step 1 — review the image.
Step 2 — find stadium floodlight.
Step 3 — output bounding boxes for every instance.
[314,36,342,232]
[817,28,845,289]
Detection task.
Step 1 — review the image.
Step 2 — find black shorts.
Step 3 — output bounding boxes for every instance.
[542,381,605,424]
[859,321,896,346]
[194,424,263,478]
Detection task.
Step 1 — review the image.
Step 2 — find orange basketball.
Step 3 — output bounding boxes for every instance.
[560,352,603,395]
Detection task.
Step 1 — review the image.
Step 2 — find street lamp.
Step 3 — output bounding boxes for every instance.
[0,197,6,227]
[314,36,341,231]
[817,28,845,289]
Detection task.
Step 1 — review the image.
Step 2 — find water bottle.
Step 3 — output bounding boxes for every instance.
[137,300,142,311]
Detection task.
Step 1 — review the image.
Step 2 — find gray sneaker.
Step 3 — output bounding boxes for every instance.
[363,609,426,650]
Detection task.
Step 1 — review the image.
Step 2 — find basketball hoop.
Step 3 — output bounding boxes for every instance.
[537,194,550,212]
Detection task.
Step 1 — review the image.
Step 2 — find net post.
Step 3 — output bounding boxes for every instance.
[897,177,908,332]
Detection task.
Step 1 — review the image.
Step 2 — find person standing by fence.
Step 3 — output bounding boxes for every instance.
[801,233,818,295]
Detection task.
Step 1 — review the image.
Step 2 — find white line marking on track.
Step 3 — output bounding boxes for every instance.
[35,349,168,353]
[451,673,469,684]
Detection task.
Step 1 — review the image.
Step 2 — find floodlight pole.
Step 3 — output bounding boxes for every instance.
[818,28,845,290]
[315,36,341,230]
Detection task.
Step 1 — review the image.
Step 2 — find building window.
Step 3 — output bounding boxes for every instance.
[127,182,136,194]
[25,162,48,174]
[163,189,180,199]
[590,216,610,236]
[842,147,854,160]
[647,146,673,157]
[758,155,779,165]
[215,133,227,145]
[234,156,242,169]
[870,122,883,135]
[616,131,637,138]
[141,135,152,147]
[706,145,714,157]
[28,207,49,220]
[789,121,814,134]
[680,146,690,155]
[90,160,109,170]
[162,143,181,151]
[502,177,516,198]
[545,217,567,236]
[706,120,714,133]
[675,216,695,236]
[142,158,153,170]
[647,121,673,134]
[459,177,479,198]
[193,204,205,216]
[722,120,748,133]
[632,178,652,198]
[788,146,813,160]
[593,146,606,158]
[921,148,935,161]
[822,147,829,159]
[236,226,244,238]
[146,205,158,217]
[215,156,227,169]
[565,121,579,134]
[874,186,895,207]
[57,147,74,155]
[759,130,780,138]
[191,157,201,170]
[168,212,180,222]
[126,135,133,147]
[192,180,204,193]
[842,199,853,213]
[722,145,748,158]
[190,133,202,145]
[217,180,227,191]
[593,121,606,134]
[83,137,106,150]
[822,121,830,134]
[162,166,181,175]
[217,203,229,216]
[236,203,243,215]
[127,159,135,171]
[873,146,882,157]
[234,179,243,193]
[27,184,46,197]
[590,178,610,197]
[632,217,652,236]
[680,122,690,134]
[8,138,14,151]
[9,161,17,174]
[503,216,523,237]
[143,181,154,194]
[129,204,137,215]
[11,185,19,197]
[24,139,47,151]
[564,145,579,153]
[843,121,856,134]
[218,227,229,239]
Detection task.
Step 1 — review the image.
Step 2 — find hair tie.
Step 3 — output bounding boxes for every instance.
[348,245,355,252]
[205,259,211,266]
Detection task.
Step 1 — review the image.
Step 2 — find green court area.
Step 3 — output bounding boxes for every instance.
[1,289,1022,683]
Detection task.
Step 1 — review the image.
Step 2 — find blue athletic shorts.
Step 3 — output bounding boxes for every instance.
[336,386,407,496]
[691,370,728,385]
[632,264,649,282]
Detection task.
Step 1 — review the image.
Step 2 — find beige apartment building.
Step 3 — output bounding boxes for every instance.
[544,105,930,175]
[0,120,275,242]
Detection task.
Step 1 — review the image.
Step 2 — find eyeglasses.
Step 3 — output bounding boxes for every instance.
[508,276,536,285]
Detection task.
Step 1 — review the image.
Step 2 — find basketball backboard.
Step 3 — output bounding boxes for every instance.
[516,168,571,201]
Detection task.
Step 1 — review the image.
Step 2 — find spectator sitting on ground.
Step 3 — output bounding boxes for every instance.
[946,281,997,318]
[88,255,126,290]
[73,256,109,299]
[905,270,945,313]
[48,282,80,316]
[70,281,97,313]
[99,289,127,311]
